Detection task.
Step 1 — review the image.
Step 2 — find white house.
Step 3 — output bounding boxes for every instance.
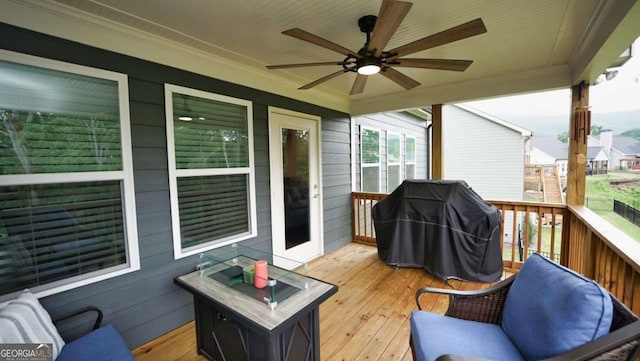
[443,104,532,201]
[589,130,640,170]
[528,136,569,178]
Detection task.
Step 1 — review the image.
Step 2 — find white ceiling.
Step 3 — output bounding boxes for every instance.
[2,0,639,114]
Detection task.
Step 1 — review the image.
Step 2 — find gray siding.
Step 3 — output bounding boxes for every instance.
[321,117,353,253]
[354,112,429,193]
[0,22,351,348]
[443,105,526,201]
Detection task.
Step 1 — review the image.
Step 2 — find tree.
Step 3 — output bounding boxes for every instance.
[590,124,603,136]
[0,109,34,174]
[621,128,640,141]
[557,131,569,143]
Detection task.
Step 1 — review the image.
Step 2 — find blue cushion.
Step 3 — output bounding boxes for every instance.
[501,253,612,360]
[410,310,525,361]
[56,324,133,361]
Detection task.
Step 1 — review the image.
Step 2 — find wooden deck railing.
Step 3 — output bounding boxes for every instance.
[489,200,566,271]
[562,205,640,314]
[352,191,640,315]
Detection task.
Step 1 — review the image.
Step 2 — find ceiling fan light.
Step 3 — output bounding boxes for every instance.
[358,64,381,75]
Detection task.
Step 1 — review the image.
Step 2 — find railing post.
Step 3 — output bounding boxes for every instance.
[560,208,571,267]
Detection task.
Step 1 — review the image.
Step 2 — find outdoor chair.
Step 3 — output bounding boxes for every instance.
[0,290,133,361]
[410,253,640,361]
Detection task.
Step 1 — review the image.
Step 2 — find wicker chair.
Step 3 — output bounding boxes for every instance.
[411,266,640,361]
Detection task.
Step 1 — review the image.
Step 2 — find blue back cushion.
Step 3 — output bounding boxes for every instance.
[502,253,612,360]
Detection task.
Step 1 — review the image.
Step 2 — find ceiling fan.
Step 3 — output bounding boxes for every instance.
[266,0,487,95]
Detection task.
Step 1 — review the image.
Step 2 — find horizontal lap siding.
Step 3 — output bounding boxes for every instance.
[0,22,351,347]
[443,105,526,201]
[322,116,353,253]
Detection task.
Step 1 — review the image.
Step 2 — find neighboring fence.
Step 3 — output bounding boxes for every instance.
[527,249,560,263]
[586,197,614,211]
[614,199,640,227]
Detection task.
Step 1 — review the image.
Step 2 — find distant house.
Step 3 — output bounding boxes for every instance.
[443,104,532,201]
[530,136,610,177]
[589,130,640,171]
[587,146,609,175]
[528,136,569,178]
[530,129,640,177]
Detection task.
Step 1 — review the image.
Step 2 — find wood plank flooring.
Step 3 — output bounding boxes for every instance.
[132,243,502,361]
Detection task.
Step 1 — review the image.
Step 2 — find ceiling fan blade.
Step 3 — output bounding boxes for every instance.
[388,18,487,57]
[350,74,368,95]
[368,0,412,57]
[267,61,350,70]
[299,70,348,90]
[380,67,421,90]
[282,28,361,58]
[393,58,473,71]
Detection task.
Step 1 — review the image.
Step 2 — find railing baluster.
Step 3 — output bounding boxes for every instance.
[351,192,640,314]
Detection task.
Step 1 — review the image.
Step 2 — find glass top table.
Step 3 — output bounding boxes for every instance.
[174,243,338,359]
[196,243,309,309]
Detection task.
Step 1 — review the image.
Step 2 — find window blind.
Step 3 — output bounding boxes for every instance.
[0,181,127,295]
[167,87,255,256]
[0,52,136,302]
[172,94,248,169]
[388,164,401,191]
[362,166,380,192]
[178,174,249,249]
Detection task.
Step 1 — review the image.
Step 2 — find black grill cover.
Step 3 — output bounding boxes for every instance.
[372,180,503,282]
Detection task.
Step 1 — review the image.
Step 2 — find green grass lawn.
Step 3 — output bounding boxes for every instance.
[591,210,640,241]
[586,172,640,207]
[585,171,640,242]
[503,171,640,263]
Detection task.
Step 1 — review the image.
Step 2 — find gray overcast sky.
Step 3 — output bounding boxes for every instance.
[463,37,640,117]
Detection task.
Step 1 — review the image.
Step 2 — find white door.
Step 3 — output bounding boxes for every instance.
[268,107,323,269]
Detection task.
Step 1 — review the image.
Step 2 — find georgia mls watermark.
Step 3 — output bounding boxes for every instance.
[0,344,53,361]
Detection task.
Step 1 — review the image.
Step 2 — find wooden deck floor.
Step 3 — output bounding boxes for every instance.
[132,243,500,361]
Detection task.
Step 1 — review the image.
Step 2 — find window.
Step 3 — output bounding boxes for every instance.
[405,136,416,179]
[361,127,380,192]
[0,50,139,301]
[387,132,401,192]
[165,84,256,259]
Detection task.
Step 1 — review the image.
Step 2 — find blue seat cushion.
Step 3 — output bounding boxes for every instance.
[56,324,134,361]
[410,310,525,361]
[501,253,612,360]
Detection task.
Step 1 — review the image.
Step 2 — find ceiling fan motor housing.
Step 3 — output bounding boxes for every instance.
[358,15,377,34]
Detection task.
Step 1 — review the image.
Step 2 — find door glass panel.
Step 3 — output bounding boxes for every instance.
[282,128,310,250]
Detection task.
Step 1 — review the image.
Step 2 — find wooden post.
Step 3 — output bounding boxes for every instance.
[431,104,443,180]
[566,82,590,206]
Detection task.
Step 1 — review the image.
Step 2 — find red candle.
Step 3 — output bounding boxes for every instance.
[254,260,268,289]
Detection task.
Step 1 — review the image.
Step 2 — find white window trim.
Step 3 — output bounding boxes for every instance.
[0,49,140,299]
[405,135,417,179]
[387,132,401,192]
[360,126,381,193]
[165,84,257,259]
